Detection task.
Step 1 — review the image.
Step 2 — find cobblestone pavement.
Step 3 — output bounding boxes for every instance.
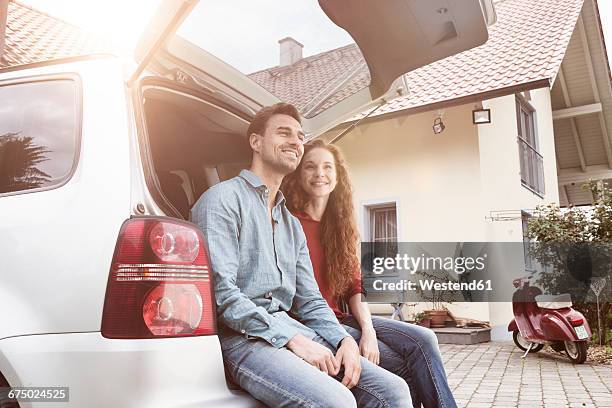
[440,342,612,408]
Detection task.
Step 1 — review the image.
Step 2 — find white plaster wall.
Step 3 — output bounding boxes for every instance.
[324,88,560,335]
[478,88,560,339]
[334,104,491,321]
[337,104,486,243]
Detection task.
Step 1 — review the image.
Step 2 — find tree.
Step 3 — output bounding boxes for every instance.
[0,132,51,193]
[527,181,612,345]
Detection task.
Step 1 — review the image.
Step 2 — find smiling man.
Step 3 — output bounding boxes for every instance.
[191,103,411,407]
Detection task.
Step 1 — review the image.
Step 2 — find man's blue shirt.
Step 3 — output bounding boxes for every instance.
[191,169,349,349]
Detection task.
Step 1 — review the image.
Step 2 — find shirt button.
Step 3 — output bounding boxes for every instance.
[241,329,246,334]
[266,292,273,298]
[271,338,277,343]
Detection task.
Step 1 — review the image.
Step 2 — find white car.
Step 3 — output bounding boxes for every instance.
[0,1,495,406]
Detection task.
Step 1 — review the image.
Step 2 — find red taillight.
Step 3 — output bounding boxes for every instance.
[101,217,216,339]
[143,284,203,336]
[149,222,199,262]
[569,316,583,326]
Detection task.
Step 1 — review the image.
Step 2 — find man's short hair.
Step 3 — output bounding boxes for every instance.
[247,103,301,139]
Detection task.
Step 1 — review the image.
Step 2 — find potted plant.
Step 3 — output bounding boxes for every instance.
[413,312,431,328]
[415,269,459,328]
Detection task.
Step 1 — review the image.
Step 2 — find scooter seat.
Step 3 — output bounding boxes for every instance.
[535,293,572,309]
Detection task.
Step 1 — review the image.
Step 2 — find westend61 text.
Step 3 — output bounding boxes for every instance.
[372,279,493,291]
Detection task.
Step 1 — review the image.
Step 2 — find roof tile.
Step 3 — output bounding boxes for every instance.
[1,1,112,68]
[248,0,584,120]
[2,0,584,122]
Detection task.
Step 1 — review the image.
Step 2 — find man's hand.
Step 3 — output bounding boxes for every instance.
[287,334,340,376]
[335,336,362,389]
[359,328,380,365]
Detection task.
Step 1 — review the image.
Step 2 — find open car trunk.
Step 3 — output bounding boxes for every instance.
[139,79,253,220]
[133,0,496,138]
[133,0,496,217]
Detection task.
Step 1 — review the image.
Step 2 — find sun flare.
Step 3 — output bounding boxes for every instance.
[22,0,163,54]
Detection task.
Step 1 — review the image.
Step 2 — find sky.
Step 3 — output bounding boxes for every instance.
[20,0,353,73]
[18,0,612,74]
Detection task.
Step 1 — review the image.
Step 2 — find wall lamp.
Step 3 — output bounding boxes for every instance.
[432,118,445,134]
[432,110,445,134]
[472,108,491,124]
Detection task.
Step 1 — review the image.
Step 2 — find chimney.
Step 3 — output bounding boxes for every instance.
[278,37,303,67]
[0,0,8,61]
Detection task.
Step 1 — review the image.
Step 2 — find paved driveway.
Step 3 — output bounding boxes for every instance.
[441,343,612,408]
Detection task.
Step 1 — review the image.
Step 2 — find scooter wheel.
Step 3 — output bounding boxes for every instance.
[564,341,587,364]
[550,342,565,352]
[513,330,544,352]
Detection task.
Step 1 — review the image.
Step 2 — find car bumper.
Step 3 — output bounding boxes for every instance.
[0,332,259,408]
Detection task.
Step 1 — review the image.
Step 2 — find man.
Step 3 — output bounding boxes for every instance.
[192,103,411,407]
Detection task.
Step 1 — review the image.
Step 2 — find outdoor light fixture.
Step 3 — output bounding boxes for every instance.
[432,117,445,134]
[472,108,491,124]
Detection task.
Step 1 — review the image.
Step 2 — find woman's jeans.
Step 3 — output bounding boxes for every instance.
[341,315,457,408]
[222,333,413,407]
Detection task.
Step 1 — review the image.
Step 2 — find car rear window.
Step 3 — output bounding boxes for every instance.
[0,79,79,195]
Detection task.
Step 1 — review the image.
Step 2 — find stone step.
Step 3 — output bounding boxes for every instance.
[370,314,491,344]
[431,327,491,344]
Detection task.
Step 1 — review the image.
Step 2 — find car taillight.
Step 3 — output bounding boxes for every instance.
[569,316,583,326]
[101,217,216,339]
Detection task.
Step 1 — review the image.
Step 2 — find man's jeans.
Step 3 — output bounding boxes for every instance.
[222,334,413,408]
[341,316,457,408]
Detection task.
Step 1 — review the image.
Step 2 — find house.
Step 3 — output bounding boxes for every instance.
[249,0,612,340]
[2,0,610,341]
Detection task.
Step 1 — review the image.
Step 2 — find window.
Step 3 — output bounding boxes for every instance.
[516,94,544,196]
[0,80,79,195]
[521,211,536,272]
[369,204,398,243]
[364,202,398,278]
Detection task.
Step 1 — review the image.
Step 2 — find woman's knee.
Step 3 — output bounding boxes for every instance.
[374,317,440,349]
[416,325,440,348]
[406,325,443,360]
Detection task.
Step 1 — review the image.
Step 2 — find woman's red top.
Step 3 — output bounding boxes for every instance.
[294,211,363,318]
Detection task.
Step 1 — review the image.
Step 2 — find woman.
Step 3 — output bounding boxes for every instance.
[282,140,457,408]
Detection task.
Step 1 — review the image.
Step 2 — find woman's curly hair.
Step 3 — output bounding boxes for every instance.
[282,140,360,298]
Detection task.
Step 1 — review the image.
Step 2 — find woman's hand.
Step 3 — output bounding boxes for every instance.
[359,328,380,365]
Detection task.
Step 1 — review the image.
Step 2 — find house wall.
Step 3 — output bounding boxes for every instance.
[341,105,485,242]
[480,88,559,223]
[324,87,560,340]
[479,87,560,339]
[334,103,491,322]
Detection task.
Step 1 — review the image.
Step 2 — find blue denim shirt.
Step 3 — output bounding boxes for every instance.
[191,169,349,350]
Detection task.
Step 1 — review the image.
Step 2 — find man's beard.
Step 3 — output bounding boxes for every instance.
[262,150,300,175]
